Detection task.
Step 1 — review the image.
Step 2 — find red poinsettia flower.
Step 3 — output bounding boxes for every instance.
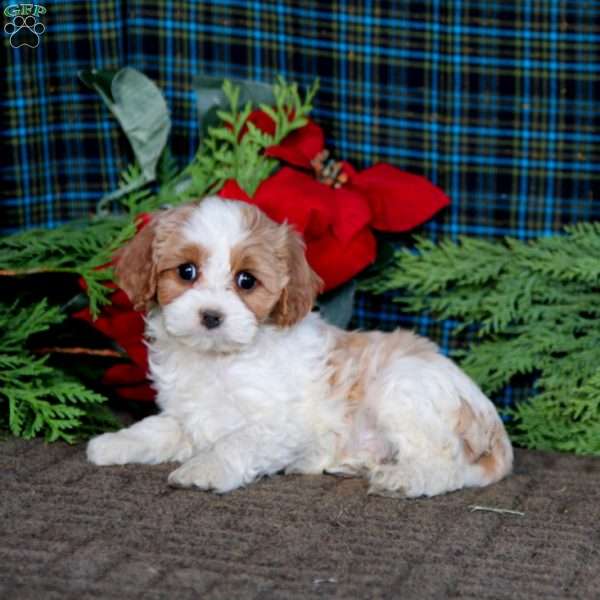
[220,110,450,290]
[252,109,450,231]
[239,109,325,170]
[265,120,325,169]
[219,171,376,291]
[264,116,450,230]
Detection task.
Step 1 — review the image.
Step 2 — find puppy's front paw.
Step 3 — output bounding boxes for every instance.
[87,432,138,466]
[167,452,242,493]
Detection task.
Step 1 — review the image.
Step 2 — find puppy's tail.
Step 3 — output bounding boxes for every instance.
[457,397,513,487]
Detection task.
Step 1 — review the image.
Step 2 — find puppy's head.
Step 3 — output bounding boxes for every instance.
[115,197,323,352]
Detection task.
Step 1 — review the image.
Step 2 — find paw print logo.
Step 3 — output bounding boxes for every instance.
[4,15,45,48]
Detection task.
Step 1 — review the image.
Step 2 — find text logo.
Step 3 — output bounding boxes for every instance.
[4,4,46,48]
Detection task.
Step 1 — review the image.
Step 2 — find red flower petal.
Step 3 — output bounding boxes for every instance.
[109,288,135,310]
[265,120,325,169]
[135,212,152,231]
[306,227,377,292]
[245,109,277,136]
[351,164,450,232]
[89,311,145,346]
[72,306,92,323]
[114,384,156,402]
[103,363,148,386]
[328,186,372,243]
[220,168,334,240]
[118,340,148,370]
[240,109,325,170]
[254,168,333,239]
[219,179,252,202]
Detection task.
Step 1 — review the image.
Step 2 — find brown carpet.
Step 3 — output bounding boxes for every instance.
[1,438,599,599]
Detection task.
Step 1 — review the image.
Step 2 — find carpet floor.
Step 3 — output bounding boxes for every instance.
[1,438,599,599]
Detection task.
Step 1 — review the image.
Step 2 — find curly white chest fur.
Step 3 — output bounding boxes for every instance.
[147,312,347,475]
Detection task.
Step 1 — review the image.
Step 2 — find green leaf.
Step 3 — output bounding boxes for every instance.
[194,75,275,140]
[80,67,172,208]
[79,68,118,102]
[358,240,397,282]
[317,280,356,329]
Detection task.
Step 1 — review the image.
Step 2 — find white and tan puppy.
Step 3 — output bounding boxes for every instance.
[87,196,512,497]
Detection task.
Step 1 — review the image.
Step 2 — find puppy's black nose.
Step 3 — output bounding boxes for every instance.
[201,310,224,330]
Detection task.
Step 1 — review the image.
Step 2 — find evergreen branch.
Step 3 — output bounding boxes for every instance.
[0,300,65,352]
[0,301,120,443]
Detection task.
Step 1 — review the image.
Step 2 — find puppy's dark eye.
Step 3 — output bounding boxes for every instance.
[235,271,257,291]
[178,263,198,282]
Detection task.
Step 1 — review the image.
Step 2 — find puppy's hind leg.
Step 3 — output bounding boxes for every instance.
[365,363,513,498]
[367,454,467,498]
[367,425,513,498]
[87,414,193,466]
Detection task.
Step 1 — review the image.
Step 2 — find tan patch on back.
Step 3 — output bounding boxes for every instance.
[230,205,289,322]
[328,328,439,417]
[372,329,439,373]
[328,331,372,415]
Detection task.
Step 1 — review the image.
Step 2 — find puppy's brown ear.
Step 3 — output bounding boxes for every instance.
[272,227,323,327]
[114,221,157,312]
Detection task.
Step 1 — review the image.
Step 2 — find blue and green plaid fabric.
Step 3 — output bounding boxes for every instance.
[2,1,599,383]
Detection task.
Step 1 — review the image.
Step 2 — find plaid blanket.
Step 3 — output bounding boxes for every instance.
[2,1,599,383]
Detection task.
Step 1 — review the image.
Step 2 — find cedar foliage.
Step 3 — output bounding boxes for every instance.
[362,224,600,455]
[0,301,118,442]
[168,77,318,201]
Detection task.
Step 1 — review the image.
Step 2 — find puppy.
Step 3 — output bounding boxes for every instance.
[87,196,513,497]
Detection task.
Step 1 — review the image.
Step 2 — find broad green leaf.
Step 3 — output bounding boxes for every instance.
[79,67,171,207]
[79,68,118,102]
[317,280,356,329]
[358,240,396,279]
[194,75,275,140]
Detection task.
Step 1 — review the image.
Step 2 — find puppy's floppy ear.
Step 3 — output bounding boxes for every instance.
[114,220,157,312]
[272,227,323,327]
